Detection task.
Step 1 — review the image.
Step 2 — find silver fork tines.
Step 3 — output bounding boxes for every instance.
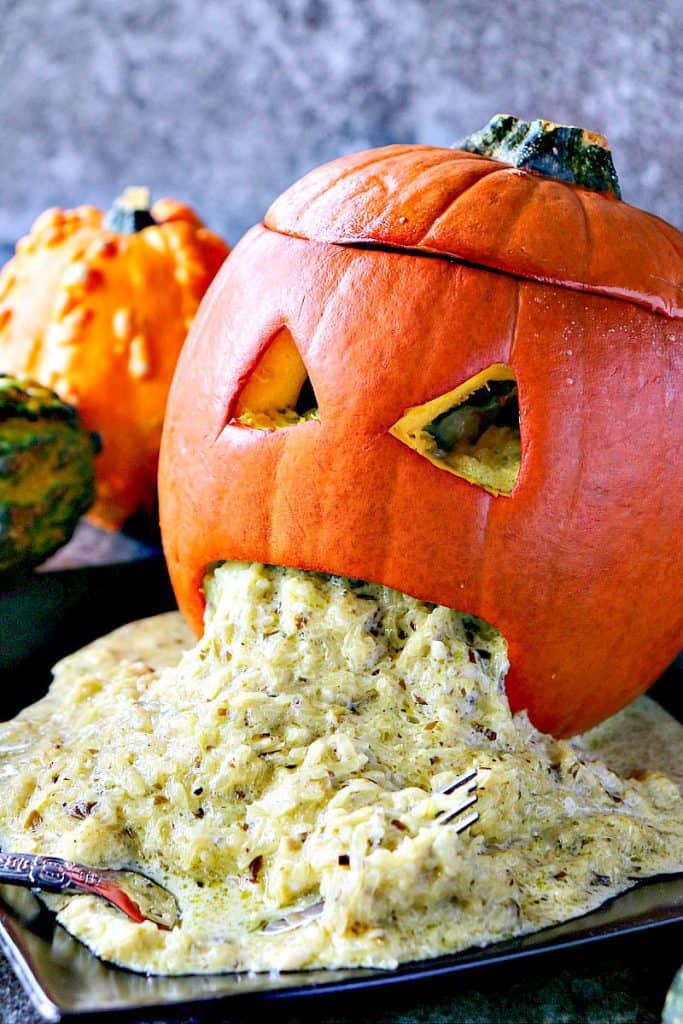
[262,899,325,934]
[436,766,478,796]
[434,766,479,829]
[261,766,479,934]
[437,792,479,828]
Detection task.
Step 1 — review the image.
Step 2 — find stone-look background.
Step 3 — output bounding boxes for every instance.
[0,0,682,260]
[1,4,683,1022]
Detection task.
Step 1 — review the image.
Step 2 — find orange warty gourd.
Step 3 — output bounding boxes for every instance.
[0,189,229,531]
[159,116,683,737]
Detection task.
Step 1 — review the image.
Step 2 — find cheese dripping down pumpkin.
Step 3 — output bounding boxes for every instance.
[1,565,682,974]
[160,115,683,737]
[0,188,229,532]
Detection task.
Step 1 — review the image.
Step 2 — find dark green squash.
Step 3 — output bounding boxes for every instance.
[459,113,621,197]
[0,375,99,577]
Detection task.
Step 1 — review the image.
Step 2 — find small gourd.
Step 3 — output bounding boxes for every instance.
[0,189,229,532]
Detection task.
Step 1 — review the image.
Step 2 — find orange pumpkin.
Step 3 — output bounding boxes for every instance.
[0,189,229,531]
[159,117,683,737]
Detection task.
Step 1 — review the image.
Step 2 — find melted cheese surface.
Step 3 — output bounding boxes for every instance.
[0,562,681,974]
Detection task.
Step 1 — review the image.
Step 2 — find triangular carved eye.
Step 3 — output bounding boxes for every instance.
[232,327,319,430]
[390,365,520,496]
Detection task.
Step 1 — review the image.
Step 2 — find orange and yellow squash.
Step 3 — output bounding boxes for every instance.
[0,189,229,531]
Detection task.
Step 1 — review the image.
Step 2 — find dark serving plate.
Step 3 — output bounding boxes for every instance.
[0,558,681,1022]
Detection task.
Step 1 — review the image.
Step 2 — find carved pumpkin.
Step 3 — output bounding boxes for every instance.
[159,116,683,737]
[0,189,229,531]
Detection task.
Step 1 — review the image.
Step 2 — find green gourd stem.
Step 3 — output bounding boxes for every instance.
[459,114,621,198]
[104,187,158,233]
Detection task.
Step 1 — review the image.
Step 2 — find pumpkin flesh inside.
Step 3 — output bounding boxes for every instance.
[233,326,319,430]
[390,364,520,496]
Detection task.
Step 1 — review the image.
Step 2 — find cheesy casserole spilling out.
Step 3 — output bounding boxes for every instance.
[0,562,681,974]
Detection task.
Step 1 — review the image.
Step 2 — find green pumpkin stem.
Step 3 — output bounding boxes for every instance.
[459,115,621,198]
[104,187,158,233]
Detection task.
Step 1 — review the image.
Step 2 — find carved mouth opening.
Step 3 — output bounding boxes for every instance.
[390,364,520,496]
[232,327,319,431]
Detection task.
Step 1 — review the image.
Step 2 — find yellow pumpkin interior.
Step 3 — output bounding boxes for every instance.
[390,364,520,496]
[233,327,318,430]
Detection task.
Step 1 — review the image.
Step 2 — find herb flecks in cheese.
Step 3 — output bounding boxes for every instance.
[0,563,681,974]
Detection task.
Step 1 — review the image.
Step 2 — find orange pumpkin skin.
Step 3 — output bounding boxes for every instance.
[159,146,682,738]
[0,199,229,530]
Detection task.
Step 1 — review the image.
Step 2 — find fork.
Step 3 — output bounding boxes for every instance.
[0,770,478,935]
[0,852,178,929]
[262,766,479,934]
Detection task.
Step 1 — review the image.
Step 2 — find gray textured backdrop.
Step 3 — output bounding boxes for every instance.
[0,0,682,255]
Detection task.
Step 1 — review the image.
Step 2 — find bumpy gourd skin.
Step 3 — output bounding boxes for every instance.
[0,375,97,575]
[0,196,229,531]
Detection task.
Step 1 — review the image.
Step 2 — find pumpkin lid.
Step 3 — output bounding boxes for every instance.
[266,116,683,319]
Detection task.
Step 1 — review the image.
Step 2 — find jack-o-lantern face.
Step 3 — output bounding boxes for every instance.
[233,328,521,496]
[160,117,683,737]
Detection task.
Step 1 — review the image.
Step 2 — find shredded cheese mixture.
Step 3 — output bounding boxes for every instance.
[426,423,521,495]
[236,407,319,430]
[0,562,681,974]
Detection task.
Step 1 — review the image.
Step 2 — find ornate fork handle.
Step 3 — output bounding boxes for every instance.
[0,852,178,929]
[0,852,103,894]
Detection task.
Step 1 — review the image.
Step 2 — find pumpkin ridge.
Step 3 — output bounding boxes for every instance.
[424,164,541,253]
[366,157,501,236]
[260,224,549,286]
[277,145,421,227]
[475,278,520,615]
[298,251,360,380]
[265,149,683,319]
[648,274,683,295]
[293,231,665,319]
[570,188,591,277]
[266,145,683,319]
[344,239,681,318]
[270,148,498,246]
[412,164,514,246]
[651,221,683,277]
